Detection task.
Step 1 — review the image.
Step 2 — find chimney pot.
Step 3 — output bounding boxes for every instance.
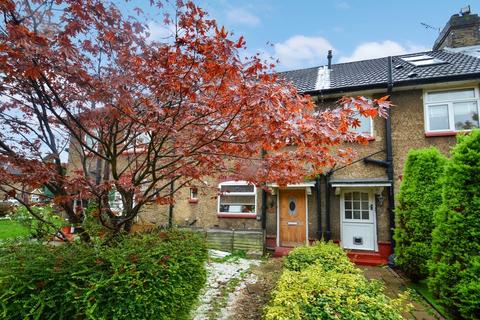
[327,50,333,69]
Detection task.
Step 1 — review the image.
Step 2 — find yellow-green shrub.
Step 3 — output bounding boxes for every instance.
[264,243,409,320]
[284,241,356,273]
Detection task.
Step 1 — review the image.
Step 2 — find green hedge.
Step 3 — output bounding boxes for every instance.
[394,147,446,281]
[429,130,480,319]
[264,242,409,320]
[0,230,207,320]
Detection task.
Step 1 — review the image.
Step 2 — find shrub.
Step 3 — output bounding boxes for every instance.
[429,130,480,319]
[0,229,207,320]
[394,147,446,281]
[284,241,356,273]
[264,243,409,320]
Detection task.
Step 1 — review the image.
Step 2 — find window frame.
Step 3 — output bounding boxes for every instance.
[341,190,373,223]
[423,87,480,134]
[189,187,198,203]
[217,180,257,218]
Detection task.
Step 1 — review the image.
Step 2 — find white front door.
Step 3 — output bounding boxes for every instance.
[340,190,377,251]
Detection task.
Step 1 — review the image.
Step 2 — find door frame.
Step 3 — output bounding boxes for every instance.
[339,188,378,252]
[276,187,309,247]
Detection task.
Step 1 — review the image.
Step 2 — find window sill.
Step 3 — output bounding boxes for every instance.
[425,131,457,137]
[188,199,198,204]
[217,213,257,219]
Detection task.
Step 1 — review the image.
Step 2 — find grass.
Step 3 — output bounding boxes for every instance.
[0,219,30,240]
[408,280,452,320]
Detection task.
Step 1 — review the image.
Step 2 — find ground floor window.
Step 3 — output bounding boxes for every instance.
[218,181,256,214]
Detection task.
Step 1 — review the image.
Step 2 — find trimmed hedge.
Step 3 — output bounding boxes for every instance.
[264,242,409,320]
[0,230,207,320]
[394,147,446,281]
[429,130,480,319]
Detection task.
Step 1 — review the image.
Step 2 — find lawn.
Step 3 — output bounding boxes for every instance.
[0,219,30,240]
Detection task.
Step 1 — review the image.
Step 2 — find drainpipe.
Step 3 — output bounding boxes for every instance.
[324,172,332,241]
[386,56,395,250]
[168,179,174,228]
[261,189,267,230]
[315,175,322,239]
[261,149,267,230]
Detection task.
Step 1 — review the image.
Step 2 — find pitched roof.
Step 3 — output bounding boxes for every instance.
[277,49,480,94]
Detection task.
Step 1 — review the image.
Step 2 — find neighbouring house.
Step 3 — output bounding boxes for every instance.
[67,7,480,265]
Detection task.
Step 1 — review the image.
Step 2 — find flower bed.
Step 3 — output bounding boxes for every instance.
[264,242,409,320]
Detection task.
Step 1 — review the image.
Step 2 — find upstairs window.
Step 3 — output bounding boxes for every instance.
[351,112,373,136]
[424,88,479,133]
[217,181,256,215]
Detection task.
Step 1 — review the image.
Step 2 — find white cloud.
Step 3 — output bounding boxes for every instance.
[339,41,429,63]
[146,21,176,41]
[273,35,334,70]
[225,8,260,27]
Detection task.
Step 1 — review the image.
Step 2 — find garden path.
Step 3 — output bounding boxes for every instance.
[360,266,445,320]
[191,251,283,320]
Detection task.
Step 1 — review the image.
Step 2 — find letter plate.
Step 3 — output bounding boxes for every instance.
[287,221,298,226]
[353,237,363,245]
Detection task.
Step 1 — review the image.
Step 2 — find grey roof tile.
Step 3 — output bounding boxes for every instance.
[277,50,480,93]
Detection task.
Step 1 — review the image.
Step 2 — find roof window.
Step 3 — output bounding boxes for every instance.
[400,54,445,67]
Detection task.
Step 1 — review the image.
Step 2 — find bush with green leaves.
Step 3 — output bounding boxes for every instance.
[429,130,480,319]
[0,229,207,320]
[13,205,65,240]
[264,242,410,320]
[394,147,446,281]
[284,240,356,273]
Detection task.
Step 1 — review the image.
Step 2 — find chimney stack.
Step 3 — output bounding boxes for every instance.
[433,6,480,50]
[327,50,333,69]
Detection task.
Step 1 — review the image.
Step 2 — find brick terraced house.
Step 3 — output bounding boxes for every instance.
[68,8,480,265]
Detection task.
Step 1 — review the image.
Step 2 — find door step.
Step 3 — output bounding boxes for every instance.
[346,250,388,266]
[272,246,293,257]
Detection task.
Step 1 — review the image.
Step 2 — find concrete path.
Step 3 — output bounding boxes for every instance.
[360,266,444,320]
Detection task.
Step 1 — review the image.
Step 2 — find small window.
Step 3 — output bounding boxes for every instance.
[351,112,373,136]
[425,88,480,133]
[218,181,256,215]
[189,187,198,203]
[401,54,445,67]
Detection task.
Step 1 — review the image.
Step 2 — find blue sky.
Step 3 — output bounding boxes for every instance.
[142,1,475,71]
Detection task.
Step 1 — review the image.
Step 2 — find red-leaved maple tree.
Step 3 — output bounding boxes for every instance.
[0,0,390,239]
